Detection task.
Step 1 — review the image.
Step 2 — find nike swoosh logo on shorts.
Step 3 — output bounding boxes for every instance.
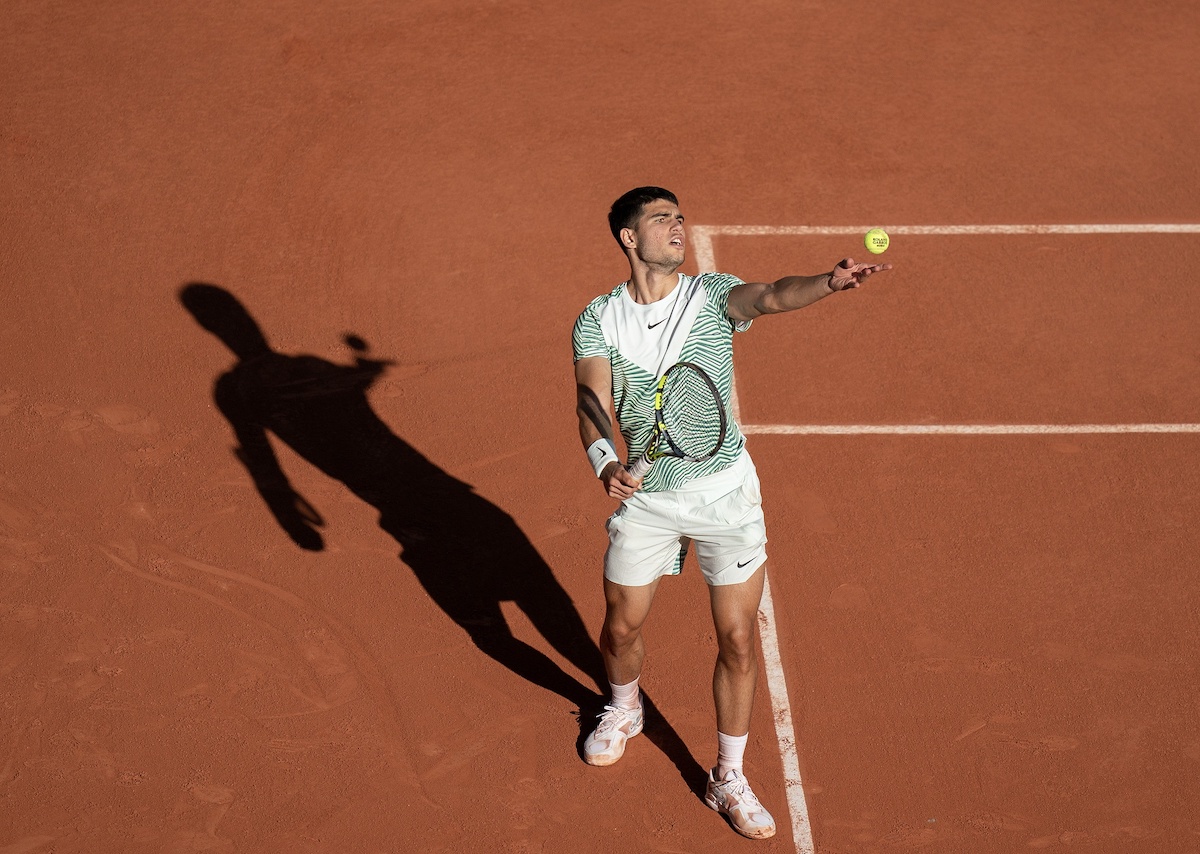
[647,318,667,329]
[737,554,760,569]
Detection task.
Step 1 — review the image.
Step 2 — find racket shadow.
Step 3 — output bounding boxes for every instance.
[179,283,705,792]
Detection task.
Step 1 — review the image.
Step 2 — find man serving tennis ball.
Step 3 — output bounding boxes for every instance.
[572,187,890,840]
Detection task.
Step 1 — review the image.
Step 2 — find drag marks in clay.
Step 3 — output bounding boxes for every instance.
[0,476,56,580]
[9,390,195,467]
[1026,824,1159,848]
[900,656,1023,677]
[98,544,364,721]
[0,836,58,854]
[160,783,237,854]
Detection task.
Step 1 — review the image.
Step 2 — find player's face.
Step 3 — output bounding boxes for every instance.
[629,200,685,270]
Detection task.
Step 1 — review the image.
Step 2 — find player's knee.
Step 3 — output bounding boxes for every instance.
[601,617,642,652]
[716,625,758,670]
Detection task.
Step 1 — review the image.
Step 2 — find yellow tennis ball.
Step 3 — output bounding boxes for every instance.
[864,228,890,255]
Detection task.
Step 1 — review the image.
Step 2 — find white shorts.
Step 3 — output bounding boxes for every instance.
[604,450,768,587]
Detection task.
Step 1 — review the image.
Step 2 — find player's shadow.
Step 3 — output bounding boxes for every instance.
[179,283,706,796]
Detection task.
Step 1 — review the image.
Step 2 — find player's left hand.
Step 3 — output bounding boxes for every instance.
[829,257,892,292]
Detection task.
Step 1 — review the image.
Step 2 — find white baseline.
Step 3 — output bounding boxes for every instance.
[744,423,1200,435]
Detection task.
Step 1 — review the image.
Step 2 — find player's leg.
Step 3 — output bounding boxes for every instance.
[686,454,769,738]
[708,563,766,741]
[584,497,682,766]
[599,575,661,686]
[703,564,775,839]
[685,454,775,838]
[583,576,662,766]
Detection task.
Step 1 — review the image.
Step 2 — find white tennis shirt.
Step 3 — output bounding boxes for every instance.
[572,272,752,491]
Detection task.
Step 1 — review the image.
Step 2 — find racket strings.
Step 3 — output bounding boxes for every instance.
[659,368,725,459]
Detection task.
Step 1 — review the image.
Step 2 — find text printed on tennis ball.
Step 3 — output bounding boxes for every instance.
[864,228,889,254]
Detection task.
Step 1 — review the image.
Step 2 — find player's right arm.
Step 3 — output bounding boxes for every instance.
[215,373,325,551]
[575,356,642,499]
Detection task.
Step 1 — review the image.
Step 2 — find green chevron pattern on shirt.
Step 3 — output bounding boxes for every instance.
[572,272,750,492]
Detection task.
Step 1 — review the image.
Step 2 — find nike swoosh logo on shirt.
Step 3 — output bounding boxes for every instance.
[647,318,667,329]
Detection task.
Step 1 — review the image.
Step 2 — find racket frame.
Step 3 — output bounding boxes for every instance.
[628,361,727,480]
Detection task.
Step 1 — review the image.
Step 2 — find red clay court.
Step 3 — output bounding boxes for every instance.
[3,2,1199,852]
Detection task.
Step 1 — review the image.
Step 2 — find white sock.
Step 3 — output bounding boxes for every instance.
[716,730,748,778]
[609,678,640,710]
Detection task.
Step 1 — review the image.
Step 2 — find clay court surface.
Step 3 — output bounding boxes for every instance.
[3,2,1200,852]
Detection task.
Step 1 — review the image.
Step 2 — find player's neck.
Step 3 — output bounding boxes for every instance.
[625,266,681,305]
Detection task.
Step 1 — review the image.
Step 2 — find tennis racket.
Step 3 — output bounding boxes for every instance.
[628,361,727,480]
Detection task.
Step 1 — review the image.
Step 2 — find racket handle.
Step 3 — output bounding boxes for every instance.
[628,456,652,480]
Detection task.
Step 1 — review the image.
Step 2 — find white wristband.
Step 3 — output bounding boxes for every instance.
[586,438,620,478]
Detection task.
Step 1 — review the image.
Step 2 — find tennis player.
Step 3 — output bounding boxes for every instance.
[572,187,890,839]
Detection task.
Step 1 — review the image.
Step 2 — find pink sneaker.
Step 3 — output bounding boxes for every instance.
[582,700,643,766]
[705,767,777,839]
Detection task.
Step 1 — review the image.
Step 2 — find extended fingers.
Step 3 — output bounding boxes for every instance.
[851,261,893,280]
[830,259,892,291]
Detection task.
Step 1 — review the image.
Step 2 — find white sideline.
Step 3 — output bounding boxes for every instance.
[694,222,1200,854]
[757,570,813,853]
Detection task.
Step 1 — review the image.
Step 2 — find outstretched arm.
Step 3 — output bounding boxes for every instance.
[575,356,642,500]
[726,257,892,322]
[215,376,325,551]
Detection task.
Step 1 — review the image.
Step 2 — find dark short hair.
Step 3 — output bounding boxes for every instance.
[608,186,679,246]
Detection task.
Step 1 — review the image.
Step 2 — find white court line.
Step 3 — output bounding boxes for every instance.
[743,423,1200,435]
[691,222,1200,276]
[758,571,813,854]
[695,222,1200,854]
[697,223,1200,238]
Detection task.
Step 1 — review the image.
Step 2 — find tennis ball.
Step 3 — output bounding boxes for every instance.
[864,228,890,255]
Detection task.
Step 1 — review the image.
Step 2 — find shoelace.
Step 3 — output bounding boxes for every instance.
[595,704,636,733]
[722,776,763,809]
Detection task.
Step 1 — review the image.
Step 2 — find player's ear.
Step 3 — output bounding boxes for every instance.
[620,227,637,249]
